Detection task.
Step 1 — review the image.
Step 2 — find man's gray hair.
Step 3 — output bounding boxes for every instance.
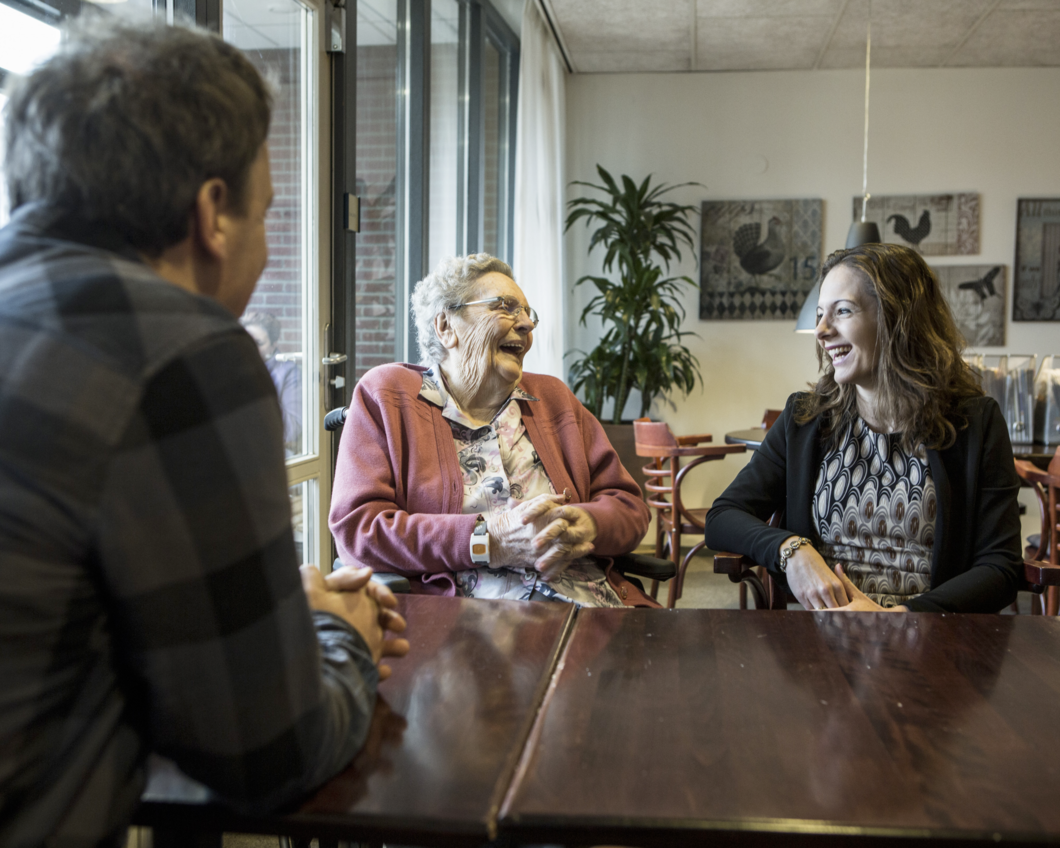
[2,18,272,256]
[411,254,513,366]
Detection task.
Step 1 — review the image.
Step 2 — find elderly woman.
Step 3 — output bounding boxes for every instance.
[329,254,654,607]
[705,243,1022,613]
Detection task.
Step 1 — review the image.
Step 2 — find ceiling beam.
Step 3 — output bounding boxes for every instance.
[940,0,1003,68]
[814,0,849,70]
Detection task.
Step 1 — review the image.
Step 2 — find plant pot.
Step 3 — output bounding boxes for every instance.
[601,421,650,498]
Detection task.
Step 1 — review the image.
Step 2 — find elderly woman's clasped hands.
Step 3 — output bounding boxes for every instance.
[485,490,599,581]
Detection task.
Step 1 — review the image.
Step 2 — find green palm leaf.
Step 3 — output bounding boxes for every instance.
[565,166,704,424]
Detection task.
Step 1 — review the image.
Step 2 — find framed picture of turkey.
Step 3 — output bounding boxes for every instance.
[699,198,822,321]
[1013,198,1060,321]
[852,193,980,255]
[931,264,1006,346]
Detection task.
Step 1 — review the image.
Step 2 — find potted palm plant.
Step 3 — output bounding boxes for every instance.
[565,166,703,432]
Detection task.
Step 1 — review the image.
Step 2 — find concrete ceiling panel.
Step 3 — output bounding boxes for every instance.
[827,0,995,49]
[948,8,1060,65]
[696,15,832,70]
[574,51,691,73]
[817,44,954,67]
[559,0,691,54]
[548,0,1060,72]
[696,0,845,17]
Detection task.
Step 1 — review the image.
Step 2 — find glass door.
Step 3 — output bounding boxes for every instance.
[0,1,62,228]
[354,0,399,380]
[224,0,331,566]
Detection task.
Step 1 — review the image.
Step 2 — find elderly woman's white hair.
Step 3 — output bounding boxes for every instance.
[411,253,514,365]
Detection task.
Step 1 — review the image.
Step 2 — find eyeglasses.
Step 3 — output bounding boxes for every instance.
[455,295,540,328]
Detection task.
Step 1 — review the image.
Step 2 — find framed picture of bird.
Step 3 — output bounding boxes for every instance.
[852,193,980,255]
[1013,198,1060,321]
[931,264,1006,347]
[699,198,822,321]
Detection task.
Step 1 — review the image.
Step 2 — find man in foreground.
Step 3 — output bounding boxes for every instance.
[0,19,407,847]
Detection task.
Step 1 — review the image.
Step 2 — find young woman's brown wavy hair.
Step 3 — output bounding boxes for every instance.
[794,243,983,452]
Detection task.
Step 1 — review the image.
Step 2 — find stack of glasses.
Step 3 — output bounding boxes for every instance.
[964,354,1037,446]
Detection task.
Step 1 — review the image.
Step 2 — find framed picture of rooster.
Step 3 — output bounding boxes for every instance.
[931,264,1006,347]
[1013,198,1060,321]
[699,198,822,321]
[852,193,980,255]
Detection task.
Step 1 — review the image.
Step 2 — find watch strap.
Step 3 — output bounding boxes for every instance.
[470,516,490,565]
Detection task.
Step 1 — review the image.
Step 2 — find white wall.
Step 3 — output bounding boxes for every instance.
[565,67,1060,515]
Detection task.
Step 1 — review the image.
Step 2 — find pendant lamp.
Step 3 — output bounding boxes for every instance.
[796,4,879,333]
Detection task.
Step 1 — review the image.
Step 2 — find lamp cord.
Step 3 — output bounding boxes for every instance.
[860,6,872,223]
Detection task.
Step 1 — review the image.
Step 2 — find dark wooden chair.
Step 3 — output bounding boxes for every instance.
[1014,456,1060,615]
[760,409,782,430]
[727,410,783,609]
[633,419,745,608]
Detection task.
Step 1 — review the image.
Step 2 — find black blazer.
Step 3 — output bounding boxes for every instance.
[704,393,1022,612]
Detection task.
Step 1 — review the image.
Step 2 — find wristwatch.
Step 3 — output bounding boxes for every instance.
[778,536,812,572]
[470,516,490,565]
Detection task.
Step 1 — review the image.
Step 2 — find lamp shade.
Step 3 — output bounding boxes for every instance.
[845,220,881,249]
[794,280,820,333]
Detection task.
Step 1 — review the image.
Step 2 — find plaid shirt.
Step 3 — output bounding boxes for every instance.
[0,205,378,847]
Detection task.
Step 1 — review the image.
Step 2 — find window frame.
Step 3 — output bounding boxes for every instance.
[221,0,332,563]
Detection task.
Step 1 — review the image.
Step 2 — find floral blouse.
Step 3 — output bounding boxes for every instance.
[419,368,623,608]
[813,417,936,608]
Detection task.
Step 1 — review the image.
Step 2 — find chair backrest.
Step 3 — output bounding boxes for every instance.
[1014,460,1060,615]
[1014,459,1051,562]
[1049,445,1060,477]
[633,420,677,509]
[632,419,678,454]
[761,409,782,429]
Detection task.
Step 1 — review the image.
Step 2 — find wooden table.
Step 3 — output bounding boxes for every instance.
[500,608,1060,848]
[137,602,1060,848]
[725,428,767,450]
[135,594,574,846]
[1012,442,1058,470]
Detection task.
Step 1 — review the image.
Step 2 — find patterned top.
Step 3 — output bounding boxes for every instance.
[420,368,624,607]
[813,417,937,607]
[0,205,378,847]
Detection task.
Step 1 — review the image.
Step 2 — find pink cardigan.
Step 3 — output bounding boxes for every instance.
[329,363,653,605]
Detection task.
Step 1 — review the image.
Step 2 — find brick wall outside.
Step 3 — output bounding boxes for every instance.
[236,44,399,382]
[243,48,303,361]
[483,41,500,257]
[355,43,399,380]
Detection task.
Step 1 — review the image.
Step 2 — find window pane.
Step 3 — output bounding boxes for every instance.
[225,0,313,459]
[428,0,459,272]
[356,0,398,380]
[88,0,157,25]
[0,91,9,229]
[289,477,318,566]
[0,4,61,76]
[482,37,501,258]
[0,6,61,230]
